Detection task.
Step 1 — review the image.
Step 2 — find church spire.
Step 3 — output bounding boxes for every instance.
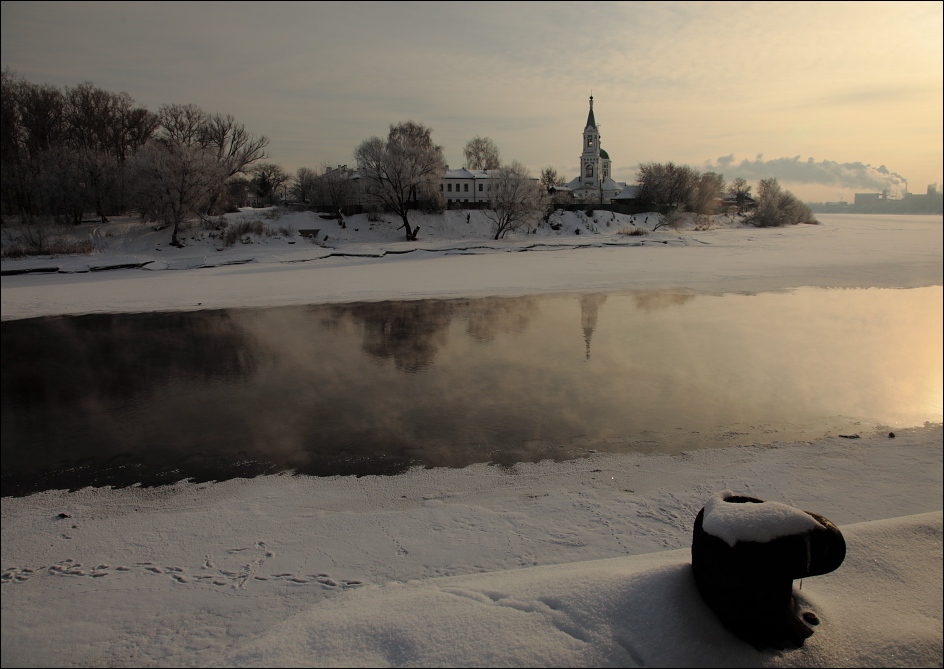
[579,294,607,361]
[586,94,597,129]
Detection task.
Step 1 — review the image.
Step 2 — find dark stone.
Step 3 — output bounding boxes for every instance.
[691,494,845,650]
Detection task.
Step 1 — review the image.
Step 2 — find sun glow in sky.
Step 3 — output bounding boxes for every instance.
[2,1,942,202]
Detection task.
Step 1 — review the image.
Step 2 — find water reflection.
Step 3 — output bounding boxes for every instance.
[580,294,606,360]
[1,287,940,496]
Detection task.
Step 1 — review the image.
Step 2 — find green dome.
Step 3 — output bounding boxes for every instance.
[599,148,610,159]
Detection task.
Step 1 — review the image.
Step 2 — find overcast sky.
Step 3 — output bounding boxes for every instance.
[2,1,942,202]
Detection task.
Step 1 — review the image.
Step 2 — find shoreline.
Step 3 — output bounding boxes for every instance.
[2,214,942,321]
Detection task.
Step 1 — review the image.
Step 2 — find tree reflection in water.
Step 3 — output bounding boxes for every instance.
[2,287,939,497]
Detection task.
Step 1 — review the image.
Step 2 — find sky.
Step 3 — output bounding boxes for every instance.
[1,2,942,199]
[2,210,942,667]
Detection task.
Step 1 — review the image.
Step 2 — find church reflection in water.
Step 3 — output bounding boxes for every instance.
[2,287,940,496]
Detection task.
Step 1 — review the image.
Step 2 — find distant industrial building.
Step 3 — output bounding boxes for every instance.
[851,184,942,214]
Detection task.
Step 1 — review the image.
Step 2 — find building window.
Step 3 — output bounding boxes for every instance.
[585,164,593,178]
[587,136,593,148]
[464,184,469,192]
[447,184,452,192]
[478,183,483,191]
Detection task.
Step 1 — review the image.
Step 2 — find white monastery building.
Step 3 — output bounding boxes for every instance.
[440,167,500,206]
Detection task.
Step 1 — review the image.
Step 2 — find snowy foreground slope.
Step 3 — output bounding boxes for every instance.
[1,430,941,668]
[213,511,944,668]
[1,212,942,667]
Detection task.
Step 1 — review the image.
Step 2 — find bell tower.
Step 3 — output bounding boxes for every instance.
[580,95,602,189]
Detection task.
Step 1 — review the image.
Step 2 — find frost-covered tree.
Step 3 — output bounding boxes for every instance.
[540,166,565,191]
[749,177,817,227]
[128,139,226,247]
[636,161,699,212]
[65,83,159,221]
[199,113,268,212]
[463,136,501,170]
[483,161,548,240]
[727,177,752,214]
[355,121,447,241]
[1,72,157,223]
[1,73,266,226]
[1,72,66,222]
[157,104,268,214]
[691,171,725,215]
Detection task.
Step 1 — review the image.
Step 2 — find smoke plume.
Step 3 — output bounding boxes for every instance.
[705,155,908,193]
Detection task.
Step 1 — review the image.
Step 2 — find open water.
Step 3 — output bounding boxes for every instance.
[2,286,941,496]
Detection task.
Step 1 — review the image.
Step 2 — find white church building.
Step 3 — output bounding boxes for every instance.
[326,95,632,209]
[562,95,628,204]
[440,95,629,207]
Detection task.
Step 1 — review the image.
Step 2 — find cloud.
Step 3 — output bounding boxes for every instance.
[702,155,909,193]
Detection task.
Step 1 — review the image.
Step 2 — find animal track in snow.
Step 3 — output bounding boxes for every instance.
[2,546,363,591]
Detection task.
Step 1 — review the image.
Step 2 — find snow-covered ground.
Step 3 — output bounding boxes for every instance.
[1,210,942,667]
[2,209,941,319]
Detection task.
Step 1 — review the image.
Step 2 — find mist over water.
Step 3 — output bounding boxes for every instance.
[2,286,941,496]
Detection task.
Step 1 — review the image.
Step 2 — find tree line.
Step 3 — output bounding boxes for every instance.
[2,70,814,251]
[1,71,548,244]
[634,162,816,226]
[1,70,277,246]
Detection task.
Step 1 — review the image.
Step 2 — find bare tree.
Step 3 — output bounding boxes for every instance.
[2,73,273,228]
[483,161,548,240]
[199,113,268,214]
[636,161,699,212]
[354,121,447,241]
[1,72,156,223]
[119,104,161,159]
[250,162,290,206]
[157,103,207,147]
[64,83,124,222]
[290,167,318,204]
[1,71,67,223]
[651,209,687,231]
[540,166,565,191]
[199,113,268,178]
[157,104,268,215]
[112,98,160,212]
[463,136,501,170]
[129,139,225,247]
[727,177,752,214]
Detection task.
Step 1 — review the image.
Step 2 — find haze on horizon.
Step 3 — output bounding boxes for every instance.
[2,0,941,203]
